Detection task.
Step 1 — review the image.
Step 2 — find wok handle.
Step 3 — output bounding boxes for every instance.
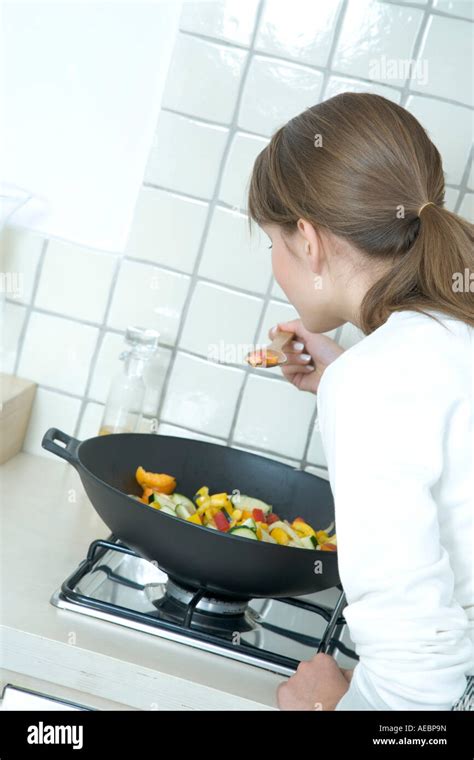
[41,428,81,467]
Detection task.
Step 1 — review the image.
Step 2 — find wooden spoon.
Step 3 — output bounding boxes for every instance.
[245,330,295,368]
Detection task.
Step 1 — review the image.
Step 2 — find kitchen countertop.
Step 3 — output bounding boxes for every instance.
[0,452,282,710]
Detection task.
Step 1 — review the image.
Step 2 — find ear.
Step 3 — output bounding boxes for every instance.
[297,218,322,274]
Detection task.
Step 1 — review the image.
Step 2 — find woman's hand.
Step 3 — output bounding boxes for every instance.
[269,319,345,394]
[277,653,351,711]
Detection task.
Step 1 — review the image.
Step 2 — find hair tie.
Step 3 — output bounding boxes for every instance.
[418,201,435,216]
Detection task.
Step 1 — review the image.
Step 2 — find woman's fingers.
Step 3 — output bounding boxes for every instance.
[282,360,314,375]
[282,366,315,382]
[268,319,307,342]
[284,347,312,365]
[286,369,319,394]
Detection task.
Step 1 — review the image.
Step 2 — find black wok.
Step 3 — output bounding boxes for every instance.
[42,427,339,600]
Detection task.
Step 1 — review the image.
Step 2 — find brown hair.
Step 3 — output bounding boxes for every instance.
[248,92,474,333]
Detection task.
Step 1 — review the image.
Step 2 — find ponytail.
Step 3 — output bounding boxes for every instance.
[359,203,474,333]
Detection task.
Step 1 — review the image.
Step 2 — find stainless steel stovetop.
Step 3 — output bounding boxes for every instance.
[51,537,358,676]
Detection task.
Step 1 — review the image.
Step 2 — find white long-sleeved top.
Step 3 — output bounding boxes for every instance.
[317,309,474,711]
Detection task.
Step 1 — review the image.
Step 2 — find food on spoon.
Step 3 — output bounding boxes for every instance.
[129,468,337,551]
[246,348,280,368]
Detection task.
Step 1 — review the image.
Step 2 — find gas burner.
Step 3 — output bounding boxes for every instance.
[151,578,248,615]
[145,578,256,635]
[51,537,358,676]
[155,578,249,614]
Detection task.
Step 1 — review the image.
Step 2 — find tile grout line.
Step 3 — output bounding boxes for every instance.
[153,0,268,430]
[72,255,124,437]
[225,271,274,447]
[399,0,435,108]
[12,238,49,376]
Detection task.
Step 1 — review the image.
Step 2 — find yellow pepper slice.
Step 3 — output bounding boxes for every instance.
[271,527,290,545]
[209,492,231,508]
[204,506,220,522]
[196,497,212,513]
[187,513,202,525]
[315,530,330,544]
[292,519,316,538]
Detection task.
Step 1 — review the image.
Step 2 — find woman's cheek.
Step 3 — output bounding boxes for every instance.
[272,247,292,297]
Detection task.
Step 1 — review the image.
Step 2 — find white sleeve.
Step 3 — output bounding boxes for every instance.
[317,342,472,711]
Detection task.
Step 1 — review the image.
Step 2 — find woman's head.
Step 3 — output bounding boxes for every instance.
[248,93,474,333]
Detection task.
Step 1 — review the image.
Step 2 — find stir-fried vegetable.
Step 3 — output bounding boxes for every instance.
[130,467,337,551]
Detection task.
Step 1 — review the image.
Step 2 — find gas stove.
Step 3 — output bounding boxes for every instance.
[51,537,358,676]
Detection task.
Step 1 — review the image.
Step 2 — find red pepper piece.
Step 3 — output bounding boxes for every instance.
[252,508,265,523]
[265,513,279,525]
[214,510,230,532]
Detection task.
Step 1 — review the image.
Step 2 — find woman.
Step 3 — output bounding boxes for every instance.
[248,93,473,711]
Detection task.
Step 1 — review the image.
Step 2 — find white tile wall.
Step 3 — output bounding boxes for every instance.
[444,187,459,210]
[325,76,402,103]
[162,34,248,123]
[255,0,342,67]
[233,373,317,459]
[405,96,472,184]
[107,260,190,343]
[0,301,27,373]
[198,206,272,293]
[158,421,225,446]
[78,401,105,440]
[238,56,324,136]
[35,239,117,323]
[412,14,472,104]
[126,187,208,273]
[0,228,44,305]
[458,192,474,219]
[145,111,229,198]
[433,0,473,19]
[219,132,269,209]
[3,0,472,471]
[333,1,424,87]
[161,352,244,437]
[180,280,263,357]
[179,0,259,46]
[18,312,99,396]
[257,300,298,345]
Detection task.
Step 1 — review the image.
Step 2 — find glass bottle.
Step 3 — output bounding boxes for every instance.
[98,326,159,435]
